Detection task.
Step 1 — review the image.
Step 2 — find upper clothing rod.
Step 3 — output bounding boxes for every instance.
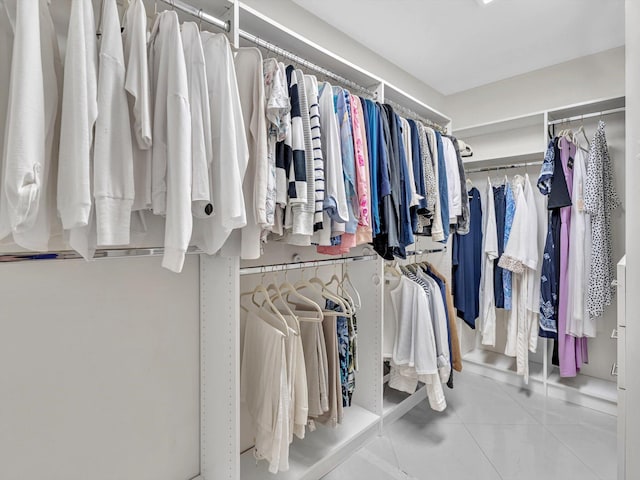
[547,106,625,125]
[385,98,446,133]
[465,160,543,174]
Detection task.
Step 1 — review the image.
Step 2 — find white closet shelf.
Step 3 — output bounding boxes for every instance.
[240,405,380,480]
[462,151,544,171]
[462,350,546,385]
[454,112,544,139]
[547,369,618,413]
[547,96,625,123]
[382,384,428,424]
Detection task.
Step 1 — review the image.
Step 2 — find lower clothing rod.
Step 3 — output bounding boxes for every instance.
[465,160,543,174]
[239,254,378,276]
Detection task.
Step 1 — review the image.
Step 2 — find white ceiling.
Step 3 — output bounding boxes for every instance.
[292,0,625,95]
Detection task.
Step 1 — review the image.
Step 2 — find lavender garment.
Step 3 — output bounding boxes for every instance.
[557,138,587,377]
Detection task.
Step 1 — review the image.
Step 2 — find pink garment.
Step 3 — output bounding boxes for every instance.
[558,137,587,377]
[316,233,356,255]
[349,94,371,244]
[352,94,372,245]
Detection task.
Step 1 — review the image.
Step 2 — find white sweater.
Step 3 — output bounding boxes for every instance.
[123,0,152,212]
[94,0,134,246]
[192,32,248,256]
[181,22,212,216]
[149,11,193,273]
[58,0,98,232]
[0,0,61,251]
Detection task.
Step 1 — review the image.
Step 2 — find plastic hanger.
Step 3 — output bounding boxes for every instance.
[277,271,324,322]
[295,268,349,317]
[341,266,362,310]
[240,280,289,336]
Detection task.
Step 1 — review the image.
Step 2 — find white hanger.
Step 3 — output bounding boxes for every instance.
[341,267,362,310]
[240,280,290,336]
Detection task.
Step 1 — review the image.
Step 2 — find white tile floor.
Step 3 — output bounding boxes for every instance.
[323,371,617,480]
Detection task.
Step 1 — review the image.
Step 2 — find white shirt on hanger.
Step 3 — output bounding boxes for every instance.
[222,46,267,259]
[316,81,348,245]
[181,22,212,218]
[123,0,153,212]
[58,0,98,260]
[94,0,135,247]
[0,0,62,252]
[148,11,192,272]
[191,32,248,256]
[480,177,499,347]
[442,136,462,223]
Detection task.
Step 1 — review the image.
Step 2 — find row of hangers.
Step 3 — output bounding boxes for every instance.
[241,265,362,337]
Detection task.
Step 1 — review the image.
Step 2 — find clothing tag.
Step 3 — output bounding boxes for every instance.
[567,156,574,169]
[577,197,585,212]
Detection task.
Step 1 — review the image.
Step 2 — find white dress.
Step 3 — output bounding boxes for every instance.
[499,175,539,382]
[480,178,499,346]
[567,148,594,337]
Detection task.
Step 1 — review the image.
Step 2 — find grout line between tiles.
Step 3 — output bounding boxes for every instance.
[460,421,506,480]
[541,423,610,480]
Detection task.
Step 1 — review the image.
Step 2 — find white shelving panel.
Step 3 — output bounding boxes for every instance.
[240,405,380,480]
[382,384,428,425]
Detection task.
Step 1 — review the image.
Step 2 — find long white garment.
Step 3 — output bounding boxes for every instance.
[241,311,289,474]
[480,178,499,346]
[222,47,266,259]
[181,22,212,218]
[148,11,192,272]
[94,0,134,247]
[442,136,462,223]
[567,149,594,337]
[316,81,348,246]
[122,0,152,212]
[524,175,541,354]
[499,176,539,382]
[0,0,61,251]
[57,0,98,259]
[57,0,97,230]
[192,32,248,256]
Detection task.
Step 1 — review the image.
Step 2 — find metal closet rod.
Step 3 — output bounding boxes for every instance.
[547,106,625,125]
[0,246,204,263]
[239,254,378,276]
[406,248,446,256]
[385,98,446,134]
[465,160,543,174]
[157,0,376,99]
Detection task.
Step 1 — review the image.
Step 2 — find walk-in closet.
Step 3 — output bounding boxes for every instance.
[0,1,636,480]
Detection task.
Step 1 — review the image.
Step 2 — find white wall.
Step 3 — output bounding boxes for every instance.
[624,1,639,477]
[237,0,446,113]
[446,47,625,128]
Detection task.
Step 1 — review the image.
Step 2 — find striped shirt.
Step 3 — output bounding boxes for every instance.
[305,75,325,231]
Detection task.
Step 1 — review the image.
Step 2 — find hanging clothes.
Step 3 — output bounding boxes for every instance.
[222,46,267,259]
[585,121,621,319]
[567,147,593,338]
[192,32,248,257]
[503,181,515,310]
[480,178,499,347]
[453,187,483,329]
[123,0,153,213]
[493,183,506,308]
[0,0,61,252]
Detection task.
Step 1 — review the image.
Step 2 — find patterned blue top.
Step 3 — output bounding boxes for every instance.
[502,182,515,310]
